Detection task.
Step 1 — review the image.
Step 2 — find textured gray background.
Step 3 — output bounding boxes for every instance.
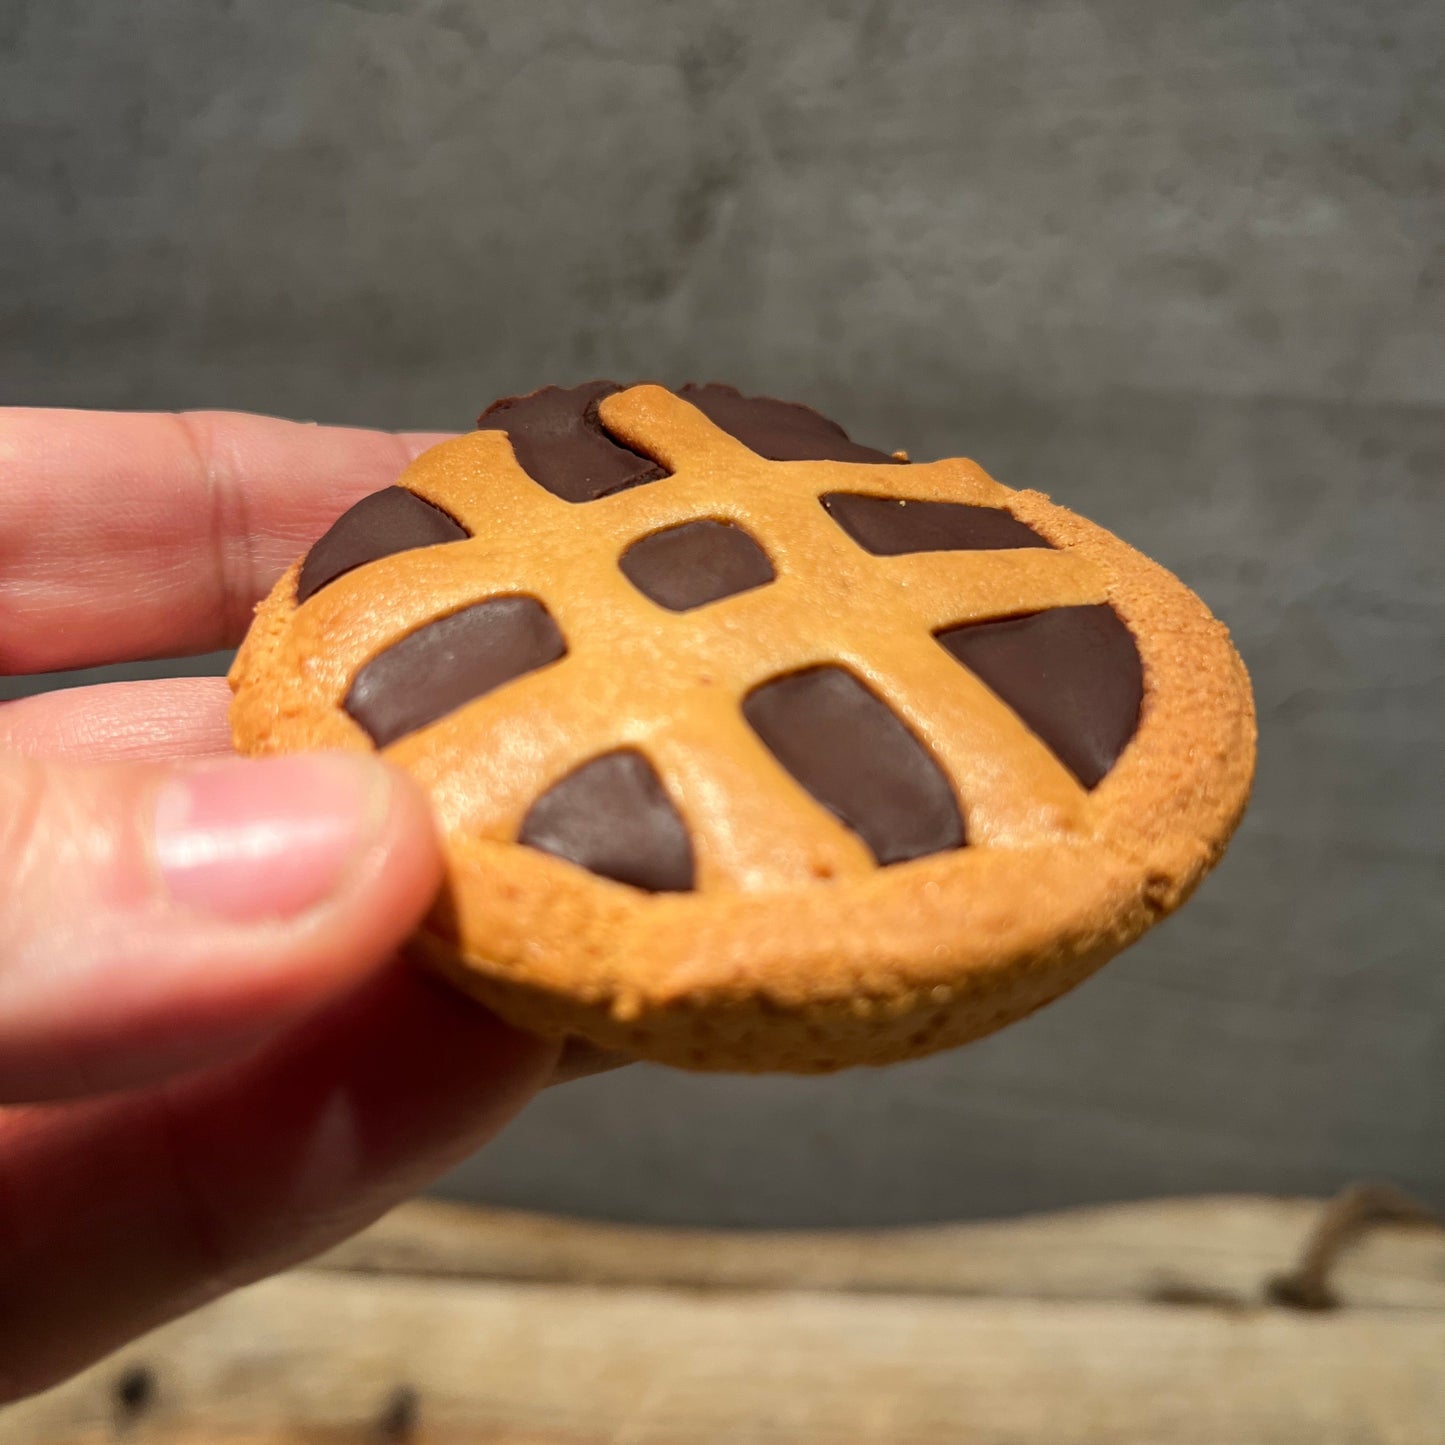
[2,1,1441,1225]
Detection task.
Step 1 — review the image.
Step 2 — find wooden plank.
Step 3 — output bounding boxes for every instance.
[10,1268,1445,1445]
[312,1193,1445,1311]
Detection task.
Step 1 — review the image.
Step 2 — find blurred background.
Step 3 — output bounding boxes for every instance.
[2,0,1440,1227]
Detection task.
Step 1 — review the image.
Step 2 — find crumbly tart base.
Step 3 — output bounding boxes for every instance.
[232,439,1254,1074]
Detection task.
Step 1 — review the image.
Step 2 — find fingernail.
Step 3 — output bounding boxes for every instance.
[154,755,388,922]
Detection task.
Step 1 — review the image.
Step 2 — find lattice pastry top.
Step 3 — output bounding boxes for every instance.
[230,382,1255,1072]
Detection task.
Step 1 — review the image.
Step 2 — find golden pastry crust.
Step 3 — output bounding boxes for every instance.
[230,384,1255,1072]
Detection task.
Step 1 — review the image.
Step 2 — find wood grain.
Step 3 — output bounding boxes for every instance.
[312,1193,1445,1312]
[8,1195,1444,1445]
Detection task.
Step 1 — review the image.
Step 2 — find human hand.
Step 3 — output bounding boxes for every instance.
[0,409,565,1400]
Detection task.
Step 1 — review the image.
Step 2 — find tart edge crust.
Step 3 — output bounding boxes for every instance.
[230,460,1256,1074]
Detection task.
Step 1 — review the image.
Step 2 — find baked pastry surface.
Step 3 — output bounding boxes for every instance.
[230,382,1256,1072]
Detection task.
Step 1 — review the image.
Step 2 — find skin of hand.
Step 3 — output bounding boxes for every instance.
[0,409,617,1401]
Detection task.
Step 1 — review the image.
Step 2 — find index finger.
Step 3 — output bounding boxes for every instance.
[0,409,451,674]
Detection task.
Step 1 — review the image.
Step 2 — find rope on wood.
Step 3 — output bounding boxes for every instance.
[1269,1182,1443,1311]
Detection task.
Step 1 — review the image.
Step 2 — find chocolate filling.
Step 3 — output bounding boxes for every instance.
[519,750,695,892]
[477,382,667,503]
[822,493,1049,555]
[304,384,1145,883]
[743,666,965,864]
[620,520,775,612]
[678,382,901,464]
[937,605,1143,789]
[297,488,469,603]
[345,596,566,747]
[475,381,900,505]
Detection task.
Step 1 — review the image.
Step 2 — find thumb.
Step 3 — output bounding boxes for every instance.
[0,750,444,1103]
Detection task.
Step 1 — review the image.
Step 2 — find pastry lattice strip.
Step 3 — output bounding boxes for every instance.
[293,386,1110,889]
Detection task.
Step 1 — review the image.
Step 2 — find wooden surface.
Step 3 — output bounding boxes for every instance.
[8,1193,1445,1445]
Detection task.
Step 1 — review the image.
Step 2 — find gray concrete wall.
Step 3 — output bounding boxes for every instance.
[2,0,1440,1225]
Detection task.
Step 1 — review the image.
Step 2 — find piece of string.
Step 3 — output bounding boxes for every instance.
[1269,1181,1442,1311]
